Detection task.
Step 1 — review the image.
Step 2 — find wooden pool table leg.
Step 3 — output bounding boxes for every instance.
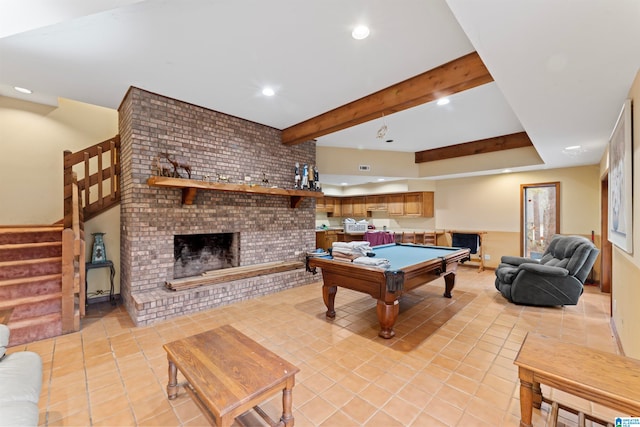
[443,272,456,298]
[377,300,399,339]
[323,285,337,318]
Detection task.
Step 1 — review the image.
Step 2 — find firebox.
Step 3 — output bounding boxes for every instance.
[174,233,239,279]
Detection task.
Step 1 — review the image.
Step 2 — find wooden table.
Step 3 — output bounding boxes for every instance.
[514,332,640,427]
[85,260,116,305]
[163,325,300,427]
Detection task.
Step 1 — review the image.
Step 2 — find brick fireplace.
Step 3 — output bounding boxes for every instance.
[173,232,240,279]
[118,87,318,326]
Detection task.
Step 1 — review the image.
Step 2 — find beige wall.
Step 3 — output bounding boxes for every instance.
[0,96,121,299]
[606,70,640,359]
[317,147,419,181]
[435,166,601,270]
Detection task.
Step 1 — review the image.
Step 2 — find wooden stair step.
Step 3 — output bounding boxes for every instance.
[0,291,63,310]
[6,297,61,322]
[0,273,62,288]
[0,241,62,261]
[0,226,63,245]
[6,312,62,347]
[0,256,62,280]
[0,256,62,267]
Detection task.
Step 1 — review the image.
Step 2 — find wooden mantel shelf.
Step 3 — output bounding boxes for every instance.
[147,176,324,208]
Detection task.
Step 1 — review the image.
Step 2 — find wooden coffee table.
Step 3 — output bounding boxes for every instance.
[514,332,640,427]
[163,325,299,427]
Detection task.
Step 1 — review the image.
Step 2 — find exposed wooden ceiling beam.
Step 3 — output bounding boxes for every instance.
[414,132,533,163]
[281,51,493,146]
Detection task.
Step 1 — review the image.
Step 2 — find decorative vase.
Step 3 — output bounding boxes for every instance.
[91,232,107,263]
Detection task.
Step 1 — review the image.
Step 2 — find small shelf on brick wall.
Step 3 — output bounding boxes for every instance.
[147,176,324,208]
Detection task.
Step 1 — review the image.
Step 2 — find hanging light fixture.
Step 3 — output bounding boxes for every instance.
[376,113,388,139]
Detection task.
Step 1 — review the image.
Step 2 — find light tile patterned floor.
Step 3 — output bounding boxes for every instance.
[8,267,621,426]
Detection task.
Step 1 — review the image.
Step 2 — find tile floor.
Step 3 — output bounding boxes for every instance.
[8,267,622,426]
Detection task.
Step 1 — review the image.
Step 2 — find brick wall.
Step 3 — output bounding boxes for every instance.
[118,87,318,325]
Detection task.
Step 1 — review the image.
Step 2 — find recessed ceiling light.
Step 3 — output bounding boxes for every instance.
[352,25,370,40]
[564,145,581,150]
[377,178,385,181]
[14,86,32,94]
[340,182,348,186]
[261,87,275,97]
[437,97,450,106]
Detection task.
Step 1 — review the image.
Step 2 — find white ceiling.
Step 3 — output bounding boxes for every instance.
[1,0,639,186]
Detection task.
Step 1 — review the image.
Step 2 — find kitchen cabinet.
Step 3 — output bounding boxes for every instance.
[316,197,327,212]
[316,196,336,213]
[340,197,353,216]
[316,196,343,216]
[387,194,404,216]
[404,192,434,217]
[330,197,342,216]
[351,196,368,217]
[315,192,433,217]
[365,195,387,211]
[387,192,433,217]
[315,230,340,250]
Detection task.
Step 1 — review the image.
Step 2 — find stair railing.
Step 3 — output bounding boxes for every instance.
[61,172,85,331]
[63,135,120,224]
[61,135,119,327]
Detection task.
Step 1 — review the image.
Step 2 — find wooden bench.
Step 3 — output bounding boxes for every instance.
[514,332,640,427]
[163,325,299,427]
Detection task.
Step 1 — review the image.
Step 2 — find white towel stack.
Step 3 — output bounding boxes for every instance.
[332,241,374,259]
[353,256,391,269]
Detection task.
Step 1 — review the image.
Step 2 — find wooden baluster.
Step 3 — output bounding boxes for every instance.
[110,139,117,200]
[63,150,73,229]
[97,146,103,207]
[84,152,90,209]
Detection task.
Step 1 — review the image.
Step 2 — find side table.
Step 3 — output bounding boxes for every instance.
[85,261,116,305]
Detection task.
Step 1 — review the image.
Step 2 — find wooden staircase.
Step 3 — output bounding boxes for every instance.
[0,226,65,346]
[1,136,120,346]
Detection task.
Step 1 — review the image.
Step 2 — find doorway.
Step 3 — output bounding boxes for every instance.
[521,182,560,258]
[600,175,612,294]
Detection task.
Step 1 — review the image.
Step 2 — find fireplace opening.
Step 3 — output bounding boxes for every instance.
[174,233,240,279]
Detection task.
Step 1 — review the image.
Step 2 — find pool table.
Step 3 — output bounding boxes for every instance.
[306,243,471,339]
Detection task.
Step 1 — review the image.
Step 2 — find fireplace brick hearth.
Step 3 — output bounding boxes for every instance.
[118,87,318,326]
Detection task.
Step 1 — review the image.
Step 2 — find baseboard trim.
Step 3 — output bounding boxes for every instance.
[610,317,625,356]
